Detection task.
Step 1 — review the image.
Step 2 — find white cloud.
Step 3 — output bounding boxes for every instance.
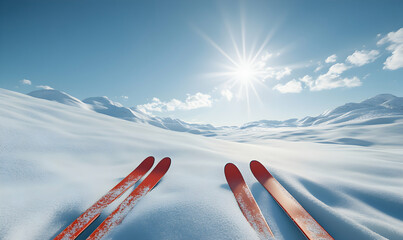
[346,50,379,66]
[138,92,212,113]
[377,28,403,70]
[121,95,128,100]
[299,75,314,88]
[311,74,361,91]
[36,85,53,90]
[328,63,351,74]
[221,89,233,101]
[314,63,323,72]
[261,51,273,61]
[325,54,337,63]
[265,67,292,80]
[302,63,360,91]
[273,79,302,93]
[20,79,31,85]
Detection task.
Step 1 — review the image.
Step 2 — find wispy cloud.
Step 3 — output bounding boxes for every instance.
[121,95,129,100]
[20,79,31,85]
[299,75,314,88]
[325,54,337,63]
[265,67,292,80]
[328,63,351,74]
[346,50,379,66]
[311,75,361,91]
[261,51,273,61]
[221,89,233,101]
[298,62,360,91]
[36,85,53,90]
[273,79,302,93]
[377,28,403,70]
[314,63,323,72]
[138,92,212,113]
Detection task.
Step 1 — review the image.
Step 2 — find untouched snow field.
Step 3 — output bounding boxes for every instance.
[1,88,403,240]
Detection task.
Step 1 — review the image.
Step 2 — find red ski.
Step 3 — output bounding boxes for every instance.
[87,157,171,240]
[224,163,275,240]
[250,160,333,240]
[54,156,155,240]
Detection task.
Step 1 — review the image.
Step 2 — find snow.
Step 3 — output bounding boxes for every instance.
[1,88,403,239]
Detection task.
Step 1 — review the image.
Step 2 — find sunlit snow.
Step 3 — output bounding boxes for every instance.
[1,88,402,239]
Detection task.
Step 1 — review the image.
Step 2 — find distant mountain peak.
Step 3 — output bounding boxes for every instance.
[361,93,397,106]
[28,89,90,109]
[27,88,403,134]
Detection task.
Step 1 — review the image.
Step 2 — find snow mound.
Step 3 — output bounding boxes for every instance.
[28,89,90,110]
[1,88,403,240]
[83,96,146,122]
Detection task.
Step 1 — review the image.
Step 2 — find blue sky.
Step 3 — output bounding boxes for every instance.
[1,0,402,125]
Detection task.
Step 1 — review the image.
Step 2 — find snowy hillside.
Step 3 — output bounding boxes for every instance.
[28,89,219,135]
[241,93,403,128]
[28,89,91,110]
[1,88,403,240]
[27,89,403,143]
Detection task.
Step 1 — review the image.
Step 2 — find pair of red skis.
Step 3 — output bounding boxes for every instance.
[225,161,334,240]
[54,156,171,240]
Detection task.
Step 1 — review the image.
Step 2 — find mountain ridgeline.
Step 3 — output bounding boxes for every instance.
[27,89,403,136]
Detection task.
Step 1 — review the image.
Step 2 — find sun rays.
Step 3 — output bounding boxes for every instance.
[195,19,275,108]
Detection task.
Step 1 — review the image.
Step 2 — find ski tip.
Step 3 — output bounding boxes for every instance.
[224,163,245,182]
[224,162,237,175]
[140,156,155,169]
[156,157,171,170]
[250,160,263,170]
[250,160,273,181]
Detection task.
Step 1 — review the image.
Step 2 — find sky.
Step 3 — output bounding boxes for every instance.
[1,0,402,126]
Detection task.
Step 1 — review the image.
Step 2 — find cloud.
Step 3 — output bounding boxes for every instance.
[138,92,212,113]
[328,63,351,74]
[299,75,314,88]
[265,67,292,80]
[20,79,31,85]
[273,79,302,93]
[36,85,53,90]
[377,28,403,70]
[311,74,361,91]
[346,50,379,66]
[325,54,337,63]
[301,63,360,91]
[121,95,129,100]
[261,51,273,61]
[314,62,323,72]
[221,89,233,101]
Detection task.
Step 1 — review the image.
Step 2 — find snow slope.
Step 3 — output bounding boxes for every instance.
[1,88,403,240]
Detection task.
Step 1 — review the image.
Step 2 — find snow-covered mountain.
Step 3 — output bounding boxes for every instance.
[241,94,403,129]
[28,89,91,110]
[1,88,402,240]
[27,89,403,142]
[28,89,219,135]
[83,96,148,122]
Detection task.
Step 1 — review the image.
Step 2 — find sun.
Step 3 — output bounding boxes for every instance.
[196,24,271,103]
[234,61,257,84]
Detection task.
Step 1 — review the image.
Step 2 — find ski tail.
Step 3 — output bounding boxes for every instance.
[250,160,333,240]
[224,163,274,240]
[54,156,155,240]
[87,157,171,240]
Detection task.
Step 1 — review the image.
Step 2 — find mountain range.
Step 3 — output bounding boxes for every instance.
[27,89,403,137]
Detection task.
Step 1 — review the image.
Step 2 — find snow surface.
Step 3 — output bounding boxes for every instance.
[1,88,403,240]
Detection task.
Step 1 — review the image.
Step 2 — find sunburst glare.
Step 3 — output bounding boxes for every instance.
[196,19,275,107]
